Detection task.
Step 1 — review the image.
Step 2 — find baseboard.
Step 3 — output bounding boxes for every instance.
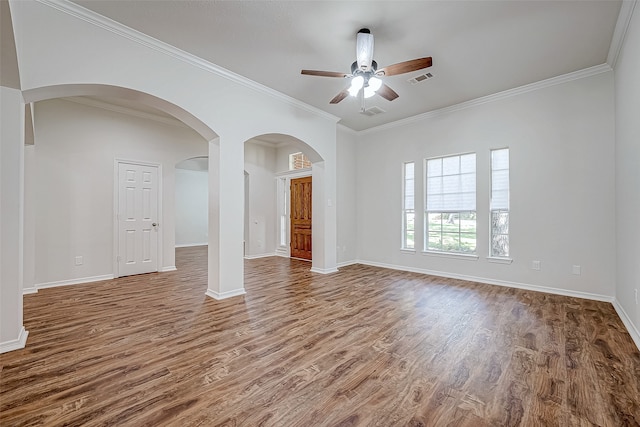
[337,260,358,268]
[23,286,38,295]
[356,259,615,303]
[175,243,208,248]
[36,274,114,290]
[244,252,276,260]
[310,266,339,274]
[159,266,177,272]
[205,288,246,300]
[613,299,640,351]
[0,326,29,354]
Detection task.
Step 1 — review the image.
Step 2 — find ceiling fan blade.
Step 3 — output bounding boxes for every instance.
[301,70,350,78]
[330,89,350,104]
[377,83,399,101]
[377,57,432,77]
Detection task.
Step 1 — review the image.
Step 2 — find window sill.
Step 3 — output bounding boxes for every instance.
[400,248,416,254]
[486,256,513,264]
[422,251,479,261]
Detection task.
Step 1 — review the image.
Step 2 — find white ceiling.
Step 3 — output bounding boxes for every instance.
[63,1,622,131]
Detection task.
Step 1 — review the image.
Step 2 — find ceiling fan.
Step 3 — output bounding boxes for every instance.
[301,28,432,105]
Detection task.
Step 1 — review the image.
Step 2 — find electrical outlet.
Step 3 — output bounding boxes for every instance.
[75,256,83,266]
[531,260,541,271]
[572,265,581,275]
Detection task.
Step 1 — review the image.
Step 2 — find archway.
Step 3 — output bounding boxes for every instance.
[243,133,329,272]
[21,85,216,296]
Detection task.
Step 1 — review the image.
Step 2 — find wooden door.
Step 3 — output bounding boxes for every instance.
[290,176,312,260]
[117,162,159,277]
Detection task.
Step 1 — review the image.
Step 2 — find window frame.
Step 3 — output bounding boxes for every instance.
[488,147,511,261]
[424,152,478,256]
[401,161,416,251]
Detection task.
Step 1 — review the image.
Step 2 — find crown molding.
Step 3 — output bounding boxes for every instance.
[359,63,613,136]
[62,96,189,128]
[337,123,358,136]
[607,0,637,68]
[36,0,340,125]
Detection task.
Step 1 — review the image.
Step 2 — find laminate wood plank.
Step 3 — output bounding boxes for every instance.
[1,246,639,426]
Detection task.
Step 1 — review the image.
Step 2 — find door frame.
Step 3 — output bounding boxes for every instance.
[113,159,163,278]
[274,168,311,259]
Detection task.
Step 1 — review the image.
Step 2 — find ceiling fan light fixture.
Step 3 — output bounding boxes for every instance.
[363,86,376,99]
[368,77,382,92]
[348,75,364,97]
[356,28,374,71]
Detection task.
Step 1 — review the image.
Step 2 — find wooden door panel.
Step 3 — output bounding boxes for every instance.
[290,177,312,260]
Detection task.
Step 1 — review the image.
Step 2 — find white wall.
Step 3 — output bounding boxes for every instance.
[244,141,277,257]
[175,168,208,247]
[0,86,27,352]
[615,4,640,343]
[30,98,207,285]
[11,0,339,298]
[357,71,616,299]
[337,126,358,265]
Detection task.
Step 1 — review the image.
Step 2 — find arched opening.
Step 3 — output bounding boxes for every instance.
[243,133,324,265]
[22,85,217,297]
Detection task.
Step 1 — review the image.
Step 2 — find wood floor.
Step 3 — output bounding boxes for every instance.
[1,247,639,426]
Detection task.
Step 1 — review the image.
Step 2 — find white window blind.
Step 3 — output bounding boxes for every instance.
[426,153,476,212]
[491,149,509,210]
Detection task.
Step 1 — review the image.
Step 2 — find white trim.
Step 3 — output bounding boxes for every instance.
[422,251,479,261]
[275,251,289,258]
[275,168,312,178]
[244,252,277,260]
[159,266,177,272]
[310,267,339,274]
[205,288,246,300]
[0,327,29,354]
[63,97,188,128]
[22,286,38,295]
[336,260,358,268]
[400,249,417,254]
[486,257,514,265]
[36,0,339,125]
[356,259,614,303]
[36,274,114,289]
[607,0,637,68]
[613,299,640,351]
[175,243,208,248]
[337,123,358,135]
[359,64,612,136]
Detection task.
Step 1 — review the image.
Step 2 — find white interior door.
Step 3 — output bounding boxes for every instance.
[117,162,159,277]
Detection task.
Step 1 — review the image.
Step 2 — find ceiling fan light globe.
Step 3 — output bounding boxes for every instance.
[364,86,376,98]
[349,75,364,96]
[369,77,382,91]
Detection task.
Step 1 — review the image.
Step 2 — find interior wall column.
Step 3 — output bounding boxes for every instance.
[206,135,246,299]
[0,86,28,353]
[310,145,338,274]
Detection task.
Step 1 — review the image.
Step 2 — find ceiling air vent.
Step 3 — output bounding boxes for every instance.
[408,72,433,85]
[360,106,386,116]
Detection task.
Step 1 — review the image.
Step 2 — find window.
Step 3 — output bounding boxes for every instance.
[289,152,311,170]
[402,162,415,249]
[277,177,288,248]
[490,148,510,257]
[425,153,476,254]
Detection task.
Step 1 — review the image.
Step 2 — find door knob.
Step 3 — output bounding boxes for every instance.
[152,223,158,227]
